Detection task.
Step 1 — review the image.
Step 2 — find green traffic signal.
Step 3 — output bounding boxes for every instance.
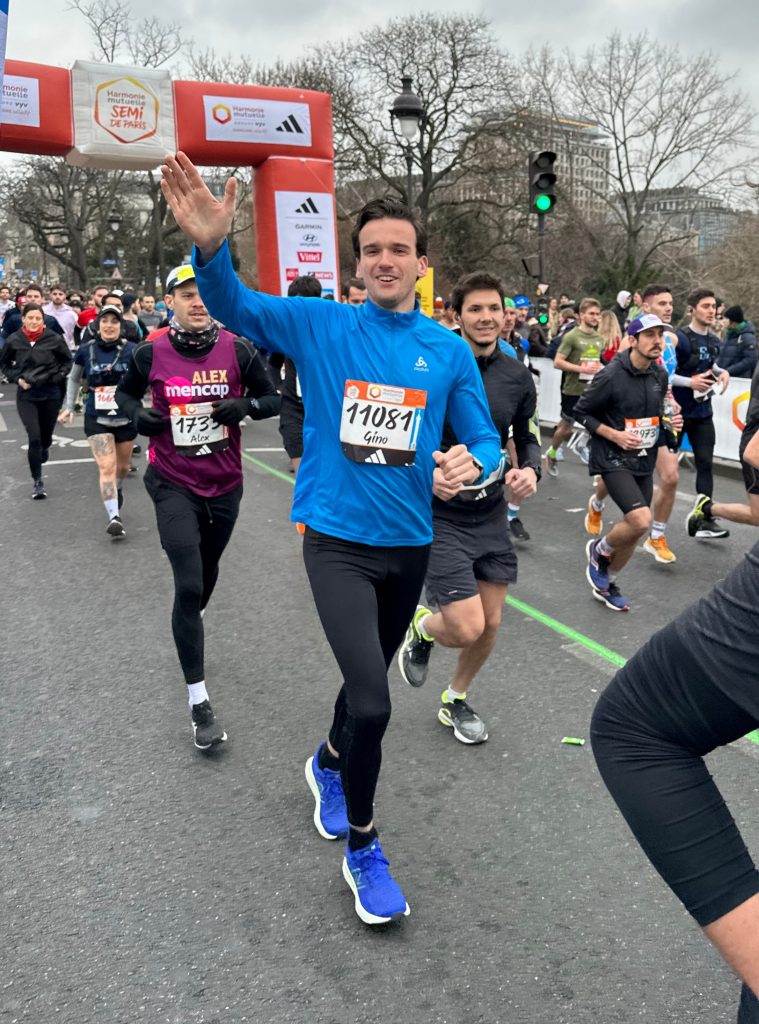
[538,313,549,325]
[534,194,553,213]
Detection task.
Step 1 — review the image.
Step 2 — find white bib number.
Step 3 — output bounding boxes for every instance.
[625,416,659,450]
[94,386,118,411]
[579,359,601,382]
[340,380,427,467]
[170,402,229,457]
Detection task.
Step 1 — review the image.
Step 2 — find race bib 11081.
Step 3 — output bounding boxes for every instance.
[340,380,427,467]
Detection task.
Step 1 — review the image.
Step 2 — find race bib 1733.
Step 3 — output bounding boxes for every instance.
[170,402,229,457]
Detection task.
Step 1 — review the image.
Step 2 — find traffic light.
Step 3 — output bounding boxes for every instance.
[528,151,557,214]
[536,296,550,326]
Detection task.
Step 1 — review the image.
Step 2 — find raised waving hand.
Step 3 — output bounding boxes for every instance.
[160,152,237,259]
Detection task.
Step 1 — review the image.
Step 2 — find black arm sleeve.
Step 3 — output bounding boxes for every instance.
[235,339,282,419]
[512,377,541,470]
[115,342,154,422]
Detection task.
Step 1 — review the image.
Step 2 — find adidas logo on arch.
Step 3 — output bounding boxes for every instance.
[276,114,305,135]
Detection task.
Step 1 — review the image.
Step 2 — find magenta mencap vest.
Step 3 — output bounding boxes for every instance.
[147,328,243,497]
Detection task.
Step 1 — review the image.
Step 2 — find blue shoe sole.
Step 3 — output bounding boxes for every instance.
[341,857,410,925]
[305,756,346,840]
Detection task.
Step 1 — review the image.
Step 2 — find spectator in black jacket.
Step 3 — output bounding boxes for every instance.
[0,303,72,498]
[719,306,757,379]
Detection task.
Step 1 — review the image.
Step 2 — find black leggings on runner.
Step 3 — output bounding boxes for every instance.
[680,416,716,497]
[302,528,430,827]
[591,621,759,1020]
[17,395,61,480]
[144,466,242,684]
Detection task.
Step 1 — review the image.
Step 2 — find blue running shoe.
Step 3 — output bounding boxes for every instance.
[342,839,410,925]
[585,538,610,592]
[305,744,348,840]
[593,581,630,612]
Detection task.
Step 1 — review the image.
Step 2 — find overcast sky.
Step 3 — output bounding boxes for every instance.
[6,0,759,110]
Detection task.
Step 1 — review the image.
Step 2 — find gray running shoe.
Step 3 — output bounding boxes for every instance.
[398,605,434,687]
[437,695,488,744]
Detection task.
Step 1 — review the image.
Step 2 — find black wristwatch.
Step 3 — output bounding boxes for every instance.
[522,462,543,483]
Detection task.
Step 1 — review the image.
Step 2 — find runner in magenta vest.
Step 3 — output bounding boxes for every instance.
[116,264,281,750]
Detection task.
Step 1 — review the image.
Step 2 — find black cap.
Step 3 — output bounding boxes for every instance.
[723,305,744,323]
[99,304,124,321]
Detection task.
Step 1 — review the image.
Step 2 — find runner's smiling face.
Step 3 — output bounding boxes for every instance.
[458,289,505,352]
[171,282,212,331]
[356,218,428,313]
[98,312,122,342]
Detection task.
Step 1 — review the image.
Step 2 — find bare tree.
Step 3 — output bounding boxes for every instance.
[190,14,522,229]
[67,0,184,68]
[523,33,755,291]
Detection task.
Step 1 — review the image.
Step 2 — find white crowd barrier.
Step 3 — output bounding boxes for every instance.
[532,357,752,464]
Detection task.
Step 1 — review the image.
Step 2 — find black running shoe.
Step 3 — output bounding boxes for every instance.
[191,700,227,750]
[509,517,530,541]
[695,517,729,540]
[398,605,434,687]
[32,479,47,500]
[132,444,142,454]
[106,515,126,539]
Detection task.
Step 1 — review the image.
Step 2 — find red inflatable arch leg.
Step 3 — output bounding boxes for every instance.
[254,157,339,298]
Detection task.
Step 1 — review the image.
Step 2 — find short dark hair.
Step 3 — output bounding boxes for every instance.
[450,272,505,315]
[22,302,44,317]
[287,275,322,298]
[341,277,366,298]
[49,283,66,293]
[351,197,427,258]
[24,285,43,298]
[687,287,715,309]
[642,284,672,301]
[102,292,122,305]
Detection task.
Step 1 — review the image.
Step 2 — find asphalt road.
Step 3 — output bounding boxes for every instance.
[2,391,758,1024]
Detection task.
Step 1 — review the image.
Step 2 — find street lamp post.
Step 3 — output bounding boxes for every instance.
[390,76,425,208]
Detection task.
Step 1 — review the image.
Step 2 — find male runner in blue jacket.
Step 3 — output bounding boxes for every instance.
[161,152,500,925]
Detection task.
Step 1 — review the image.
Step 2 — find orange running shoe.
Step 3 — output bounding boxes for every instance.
[643,535,676,563]
[584,496,603,536]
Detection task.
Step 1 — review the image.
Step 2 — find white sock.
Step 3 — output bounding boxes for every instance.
[187,681,209,707]
[104,497,119,520]
[650,520,667,540]
[418,613,434,641]
[591,495,605,512]
[443,687,466,703]
[597,536,613,557]
[508,503,520,521]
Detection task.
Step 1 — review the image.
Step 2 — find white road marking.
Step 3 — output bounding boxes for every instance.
[0,412,6,432]
[39,458,94,466]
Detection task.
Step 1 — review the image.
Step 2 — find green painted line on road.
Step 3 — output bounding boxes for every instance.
[241,451,296,484]
[505,595,628,669]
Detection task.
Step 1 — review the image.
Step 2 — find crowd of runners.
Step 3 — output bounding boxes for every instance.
[3,151,759,1019]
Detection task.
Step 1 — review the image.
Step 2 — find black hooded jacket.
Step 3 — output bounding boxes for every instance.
[0,327,72,400]
[572,350,669,475]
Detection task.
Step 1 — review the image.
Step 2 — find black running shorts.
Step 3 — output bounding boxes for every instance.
[84,414,137,444]
[425,510,517,608]
[602,470,654,515]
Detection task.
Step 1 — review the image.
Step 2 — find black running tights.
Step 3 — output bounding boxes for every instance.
[681,416,716,498]
[591,621,759,1021]
[17,395,60,480]
[302,528,430,827]
[144,466,241,684]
